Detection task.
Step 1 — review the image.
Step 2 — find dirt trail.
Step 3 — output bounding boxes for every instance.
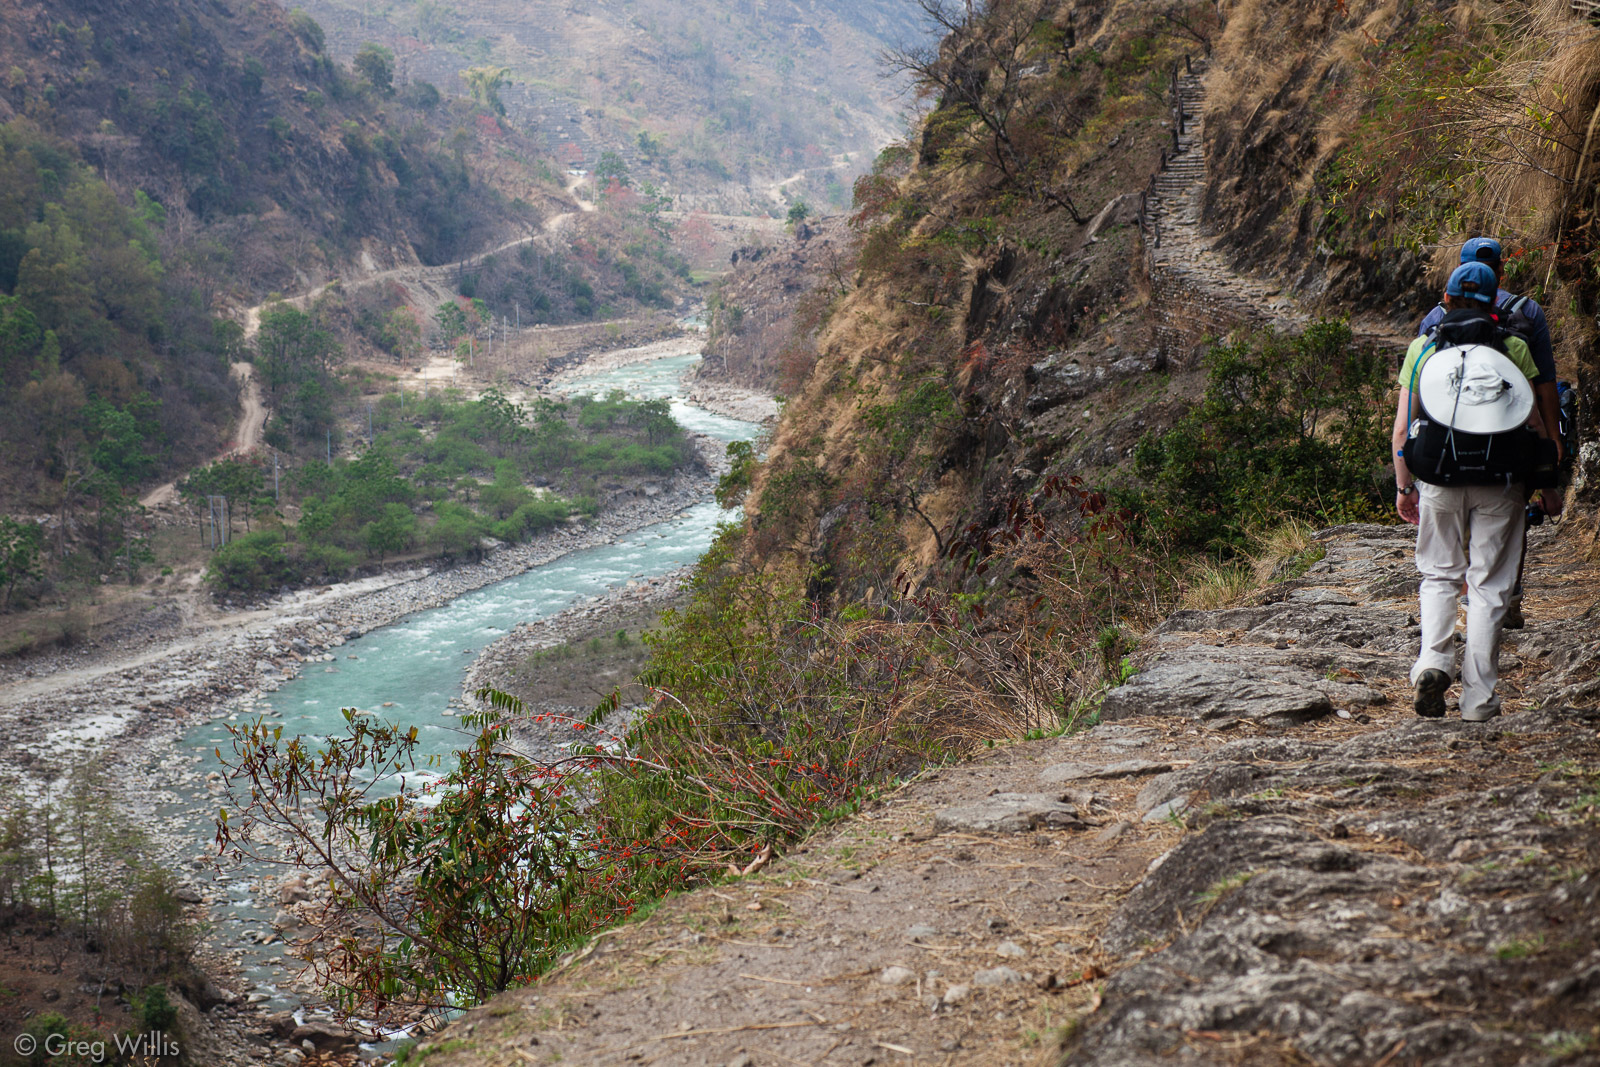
[231,361,267,454]
[764,153,857,210]
[418,523,1600,1066]
[142,196,595,509]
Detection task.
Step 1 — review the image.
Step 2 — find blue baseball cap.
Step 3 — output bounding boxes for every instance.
[1459,236,1503,266]
[1446,261,1498,303]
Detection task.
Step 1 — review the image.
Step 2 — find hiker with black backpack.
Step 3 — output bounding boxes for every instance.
[1394,261,1562,721]
[1419,239,1558,438]
[1419,237,1561,628]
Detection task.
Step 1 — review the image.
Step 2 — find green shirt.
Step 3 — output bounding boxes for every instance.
[1398,333,1538,397]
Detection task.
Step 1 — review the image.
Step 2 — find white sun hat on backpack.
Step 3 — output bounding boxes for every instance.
[1416,343,1534,434]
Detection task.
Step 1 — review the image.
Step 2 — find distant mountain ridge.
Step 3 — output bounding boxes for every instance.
[0,0,573,293]
[285,0,925,216]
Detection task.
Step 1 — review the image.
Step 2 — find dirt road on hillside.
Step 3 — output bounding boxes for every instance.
[230,361,267,454]
[139,362,266,508]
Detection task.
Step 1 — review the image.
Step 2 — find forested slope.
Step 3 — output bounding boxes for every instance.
[0,0,564,499]
[0,0,710,630]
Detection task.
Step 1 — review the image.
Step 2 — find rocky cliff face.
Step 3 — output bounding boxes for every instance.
[696,217,856,394]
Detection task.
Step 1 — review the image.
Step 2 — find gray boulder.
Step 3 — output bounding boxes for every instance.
[933,793,1087,834]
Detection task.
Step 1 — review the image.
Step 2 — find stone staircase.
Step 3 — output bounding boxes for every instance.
[1142,61,1308,367]
[1141,61,1410,366]
[1143,67,1208,241]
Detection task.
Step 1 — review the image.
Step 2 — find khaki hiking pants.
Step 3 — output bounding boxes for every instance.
[1412,482,1524,720]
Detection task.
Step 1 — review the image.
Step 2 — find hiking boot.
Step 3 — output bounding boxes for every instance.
[1414,669,1450,719]
[1462,703,1502,723]
[1502,597,1525,630]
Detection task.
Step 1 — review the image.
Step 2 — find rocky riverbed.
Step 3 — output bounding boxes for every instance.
[0,434,730,1066]
[0,435,723,788]
[683,381,780,425]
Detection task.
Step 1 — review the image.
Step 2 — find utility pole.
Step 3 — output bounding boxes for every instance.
[207,496,229,549]
[515,301,520,330]
[273,450,279,502]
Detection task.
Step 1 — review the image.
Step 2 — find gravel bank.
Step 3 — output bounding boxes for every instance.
[684,380,779,424]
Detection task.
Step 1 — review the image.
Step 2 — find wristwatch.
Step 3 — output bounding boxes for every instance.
[1397,484,1417,497]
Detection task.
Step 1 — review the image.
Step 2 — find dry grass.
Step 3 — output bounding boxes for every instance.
[1462,1,1600,242]
[1180,561,1255,610]
[1249,518,1321,584]
[1178,520,1326,610]
[1214,0,1600,248]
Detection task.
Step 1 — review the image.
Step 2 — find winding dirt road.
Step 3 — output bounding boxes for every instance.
[139,361,267,508]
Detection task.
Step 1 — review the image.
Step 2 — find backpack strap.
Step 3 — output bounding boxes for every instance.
[1408,338,1439,407]
[1497,293,1528,318]
[1424,303,1445,337]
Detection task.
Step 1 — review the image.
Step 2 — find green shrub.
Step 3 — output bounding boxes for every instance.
[429,502,488,558]
[304,541,357,577]
[20,1013,72,1066]
[489,499,569,543]
[207,529,296,592]
[363,502,418,560]
[138,984,178,1033]
[204,391,687,585]
[1123,320,1390,553]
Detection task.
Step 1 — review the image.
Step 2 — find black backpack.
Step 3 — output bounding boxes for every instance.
[1423,292,1534,348]
[1430,305,1513,350]
[1403,308,1558,488]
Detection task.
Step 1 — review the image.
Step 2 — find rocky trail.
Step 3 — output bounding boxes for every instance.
[1143,62,1410,365]
[415,522,1600,1066]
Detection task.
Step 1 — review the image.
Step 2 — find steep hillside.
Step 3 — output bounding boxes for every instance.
[740,0,1219,576]
[284,0,921,215]
[698,215,856,394]
[0,0,567,291]
[0,0,572,511]
[732,0,1600,589]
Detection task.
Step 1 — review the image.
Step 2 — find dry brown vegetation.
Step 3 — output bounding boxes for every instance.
[1205,0,1600,487]
[739,0,1204,587]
